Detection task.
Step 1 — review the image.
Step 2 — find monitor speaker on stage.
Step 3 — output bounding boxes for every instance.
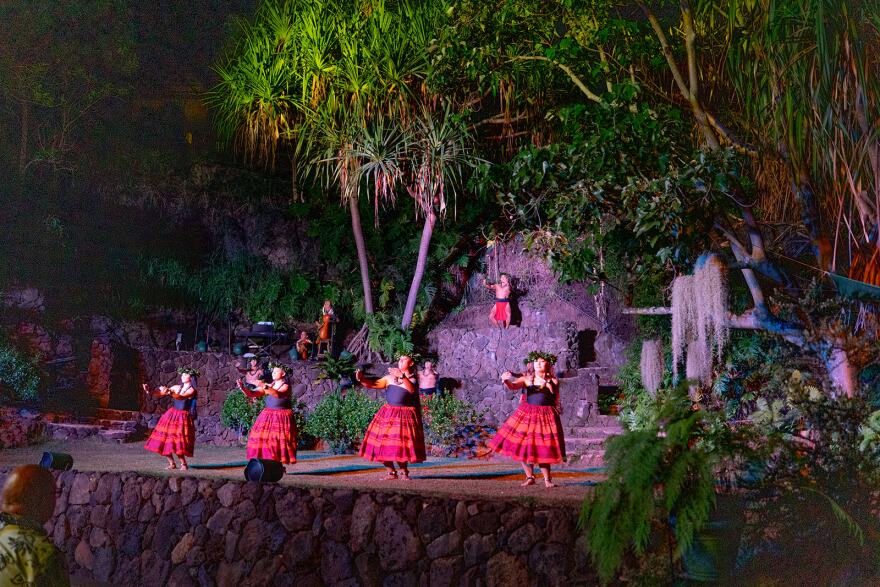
[244,458,284,482]
[39,452,74,471]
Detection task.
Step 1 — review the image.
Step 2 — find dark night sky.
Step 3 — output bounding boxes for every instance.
[130,0,258,92]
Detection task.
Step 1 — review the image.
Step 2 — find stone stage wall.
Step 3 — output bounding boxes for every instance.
[0,468,602,586]
[0,407,46,449]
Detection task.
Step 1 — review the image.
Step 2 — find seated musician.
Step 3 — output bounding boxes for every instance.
[295,331,312,360]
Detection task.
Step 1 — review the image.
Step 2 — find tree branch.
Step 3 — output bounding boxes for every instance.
[507,56,603,104]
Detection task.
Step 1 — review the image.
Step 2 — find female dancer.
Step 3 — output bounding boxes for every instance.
[355,355,425,480]
[238,363,297,467]
[489,351,566,488]
[143,367,198,470]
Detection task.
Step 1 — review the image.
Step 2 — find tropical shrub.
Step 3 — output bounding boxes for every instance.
[0,343,42,404]
[220,390,265,437]
[365,312,414,360]
[304,390,383,453]
[422,393,486,454]
[315,353,357,389]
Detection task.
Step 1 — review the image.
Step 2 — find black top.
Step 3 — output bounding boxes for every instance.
[525,384,555,407]
[385,384,418,407]
[173,397,195,410]
[264,392,291,410]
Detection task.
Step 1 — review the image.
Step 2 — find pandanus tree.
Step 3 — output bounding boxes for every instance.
[210,0,448,321]
[344,105,475,330]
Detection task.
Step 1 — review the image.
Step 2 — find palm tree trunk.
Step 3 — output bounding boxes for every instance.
[401,210,436,329]
[349,197,374,314]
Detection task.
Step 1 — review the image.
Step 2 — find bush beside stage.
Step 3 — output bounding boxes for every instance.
[0,468,603,585]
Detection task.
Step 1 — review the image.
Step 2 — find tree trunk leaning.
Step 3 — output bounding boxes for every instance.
[349,197,374,315]
[401,210,437,330]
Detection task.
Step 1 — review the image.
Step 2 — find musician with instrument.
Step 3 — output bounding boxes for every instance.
[313,300,337,359]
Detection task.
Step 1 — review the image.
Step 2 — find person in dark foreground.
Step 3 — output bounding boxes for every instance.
[0,465,69,586]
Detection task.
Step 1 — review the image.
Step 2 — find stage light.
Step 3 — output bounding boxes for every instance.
[244,458,284,482]
[39,452,74,471]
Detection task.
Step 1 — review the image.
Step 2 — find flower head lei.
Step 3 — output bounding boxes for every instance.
[177,367,201,377]
[523,351,557,365]
[267,361,287,373]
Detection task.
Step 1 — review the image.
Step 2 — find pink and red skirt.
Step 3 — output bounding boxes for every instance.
[493,301,509,321]
[246,408,297,464]
[489,403,566,464]
[359,404,426,463]
[144,408,195,457]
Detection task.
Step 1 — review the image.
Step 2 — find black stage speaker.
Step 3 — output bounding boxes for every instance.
[39,452,74,471]
[244,458,284,482]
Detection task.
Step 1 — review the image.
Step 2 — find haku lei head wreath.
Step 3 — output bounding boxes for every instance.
[177,367,201,377]
[524,351,557,365]
[267,362,287,373]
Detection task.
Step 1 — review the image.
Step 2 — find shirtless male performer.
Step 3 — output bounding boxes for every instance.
[483,273,512,328]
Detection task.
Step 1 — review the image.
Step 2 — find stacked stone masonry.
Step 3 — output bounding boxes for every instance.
[0,468,603,586]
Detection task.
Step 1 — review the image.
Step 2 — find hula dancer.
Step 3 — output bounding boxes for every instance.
[483,273,512,328]
[355,355,426,480]
[239,363,297,466]
[143,367,198,470]
[489,351,566,488]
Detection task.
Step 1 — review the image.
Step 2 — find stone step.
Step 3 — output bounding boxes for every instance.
[564,437,607,450]
[92,419,137,431]
[593,415,621,428]
[94,408,139,421]
[566,425,622,439]
[45,422,102,440]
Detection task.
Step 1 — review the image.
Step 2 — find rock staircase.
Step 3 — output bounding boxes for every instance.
[563,415,622,468]
[44,409,140,443]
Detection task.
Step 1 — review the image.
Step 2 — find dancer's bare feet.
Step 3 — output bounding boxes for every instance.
[544,480,556,488]
[380,471,397,481]
[399,471,411,481]
[520,476,536,487]
[165,458,177,470]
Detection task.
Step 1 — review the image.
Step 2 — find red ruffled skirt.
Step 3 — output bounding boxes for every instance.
[246,408,297,464]
[493,301,509,321]
[144,408,195,457]
[359,404,426,463]
[489,402,566,464]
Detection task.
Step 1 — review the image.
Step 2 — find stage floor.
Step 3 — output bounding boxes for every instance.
[2,439,603,505]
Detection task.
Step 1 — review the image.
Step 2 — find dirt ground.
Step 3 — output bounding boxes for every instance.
[1,439,600,506]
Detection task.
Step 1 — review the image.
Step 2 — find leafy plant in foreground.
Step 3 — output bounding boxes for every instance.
[579,384,735,583]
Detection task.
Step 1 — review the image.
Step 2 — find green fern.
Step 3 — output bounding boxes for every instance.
[579,384,719,583]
